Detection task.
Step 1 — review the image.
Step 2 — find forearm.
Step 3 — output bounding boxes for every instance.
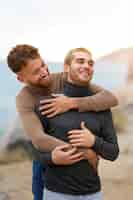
[92,136,119,161]
[30,141,53,165]
[18,111,67,152]
[33,132,67,152]
[16,87,67,152]
[75,89,118,112]
[92,110,119,161]
[69,83,118,112]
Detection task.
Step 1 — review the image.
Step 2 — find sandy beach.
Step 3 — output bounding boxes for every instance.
[0,119,133,200]
[0,152,132,200]
[0,131,133,200]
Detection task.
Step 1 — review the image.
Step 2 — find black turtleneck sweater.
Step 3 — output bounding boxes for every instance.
[35,81,119,195]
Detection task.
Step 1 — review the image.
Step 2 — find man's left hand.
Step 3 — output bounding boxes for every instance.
[68,121,95,148]
[39,94,76,118]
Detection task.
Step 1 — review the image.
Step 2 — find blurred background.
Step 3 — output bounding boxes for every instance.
[0,0,133,199]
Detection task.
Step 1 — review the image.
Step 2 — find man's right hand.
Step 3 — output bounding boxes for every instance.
[51,144,84,165]
[39,94,77,118]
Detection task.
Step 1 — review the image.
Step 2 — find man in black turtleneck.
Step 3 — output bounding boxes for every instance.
[36,48,119,200]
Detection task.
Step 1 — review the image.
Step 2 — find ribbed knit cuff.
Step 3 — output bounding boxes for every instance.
[43,152,53,165]
[92,136,103,153]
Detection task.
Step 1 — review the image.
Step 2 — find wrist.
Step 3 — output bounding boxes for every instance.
[91,135,96,147]
[87,134,96,148]
[69,98,78,109]
[51,151,58,165]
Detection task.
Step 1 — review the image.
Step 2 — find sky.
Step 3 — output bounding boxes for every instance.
[1,0,133,61]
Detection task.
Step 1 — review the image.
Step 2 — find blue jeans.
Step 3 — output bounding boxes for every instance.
[32,160,45,200]
[44,189,103,200]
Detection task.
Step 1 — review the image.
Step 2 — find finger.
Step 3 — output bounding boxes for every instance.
[70,152,84,160]
[80,121,87,130]
[68,134,83,140]
[41,108,56,115]
[71,143,83,147]
[70,156,84,164]
[66,147,77,155]
[40,99,55,104]
[39,103,55,111]
[69,139,83,144]
[57,144,71,150]
[68,130,83,135]
[51,93,63,97]
[47,111,58,118]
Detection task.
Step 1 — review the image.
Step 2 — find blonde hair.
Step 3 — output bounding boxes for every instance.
[64,47,92,65]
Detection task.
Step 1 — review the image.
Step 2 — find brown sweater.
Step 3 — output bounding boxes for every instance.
[16,72,118,151]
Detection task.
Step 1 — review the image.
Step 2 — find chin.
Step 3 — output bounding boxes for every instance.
[80,77,91,83]
[77,80,89,86]
[41,77,51,87]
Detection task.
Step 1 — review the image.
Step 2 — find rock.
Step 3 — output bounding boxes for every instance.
[0,118,33,163]
[0,192,9,200]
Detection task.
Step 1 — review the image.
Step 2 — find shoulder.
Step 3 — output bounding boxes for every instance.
[16,86,36,111]
[50,72,67,81]
[89,82,104,93]
[98,109,113,121]
[100,108,112,114]
[93,108,112,117]
[50,72,68,92]
[16,86,34,101]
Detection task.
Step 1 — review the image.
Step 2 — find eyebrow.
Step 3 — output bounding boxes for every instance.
[32,61,45,74]
[32,68,40,75]
[76,58,85,61]
[76,58,94,62]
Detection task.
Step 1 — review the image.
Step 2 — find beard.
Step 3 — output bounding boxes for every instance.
[39,75,52,87]
[68,71,93,86]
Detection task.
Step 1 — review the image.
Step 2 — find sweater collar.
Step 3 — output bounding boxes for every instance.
[64,81,93,97]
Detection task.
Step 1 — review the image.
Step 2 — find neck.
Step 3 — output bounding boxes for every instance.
[63,81,92,97]
[67,76,89,87]
[27,83,52,96]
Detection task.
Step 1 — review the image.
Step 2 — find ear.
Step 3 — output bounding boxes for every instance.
[17,74,24,83]
[64,64,70,72]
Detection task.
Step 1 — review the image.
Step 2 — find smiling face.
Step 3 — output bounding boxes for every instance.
[66,51,94,86]
[17,57,51,87]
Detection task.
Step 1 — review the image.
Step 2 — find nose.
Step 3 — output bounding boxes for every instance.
[83,61,91,69]
[83,62,94,74]
[40,65,49,77]
[84,62,89,68]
